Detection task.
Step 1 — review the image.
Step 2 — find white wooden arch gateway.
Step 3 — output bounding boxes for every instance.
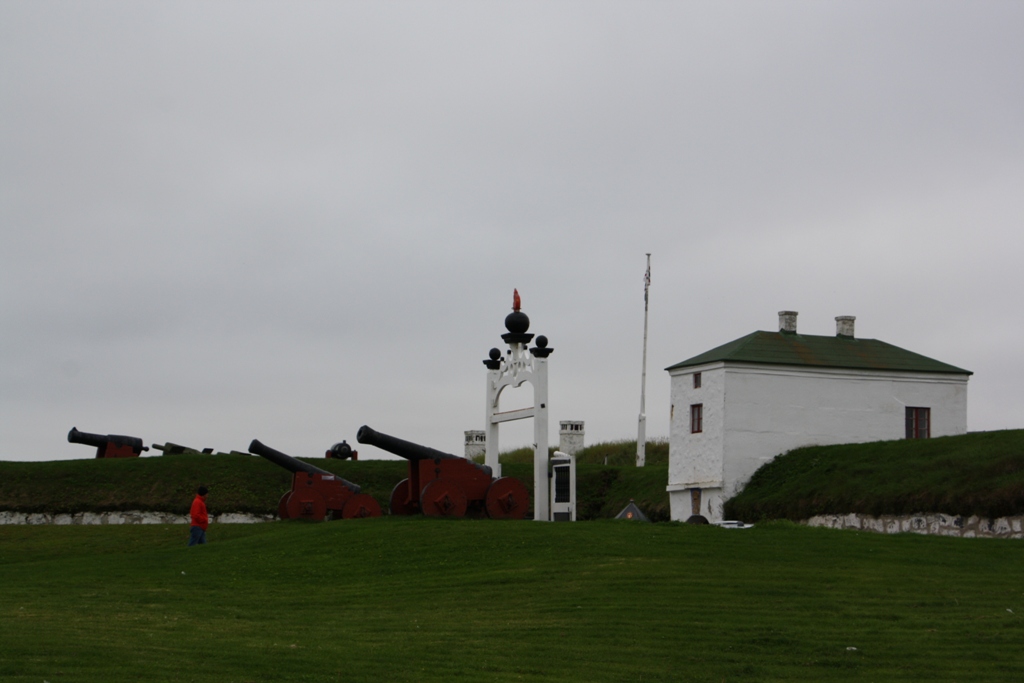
[483,290,554,521]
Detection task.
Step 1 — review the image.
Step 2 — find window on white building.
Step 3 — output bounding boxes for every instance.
[906,407,930,439]
[690,404,703,434]
[693,372,702,388]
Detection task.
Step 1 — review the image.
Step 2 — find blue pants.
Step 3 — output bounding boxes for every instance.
[188,526,207,546]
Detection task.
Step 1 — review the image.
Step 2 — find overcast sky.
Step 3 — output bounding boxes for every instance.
[2,1,1022,462]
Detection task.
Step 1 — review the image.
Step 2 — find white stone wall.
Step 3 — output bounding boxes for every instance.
[667,363,728,521]
[806,513,1024,539]
[667,486,726,522]
[668,361,969,523]
[0,510,275,525]
[668,364,726,491]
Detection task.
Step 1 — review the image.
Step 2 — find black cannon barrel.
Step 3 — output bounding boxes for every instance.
[248,439,360,493]
[68,427,147,452]
[356,425,492,476]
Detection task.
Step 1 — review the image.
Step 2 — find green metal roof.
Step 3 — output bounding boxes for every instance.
[665,331,972,375]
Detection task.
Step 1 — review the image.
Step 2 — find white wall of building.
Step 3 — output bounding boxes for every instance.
[668,363,725,491]
[668,362,969,523]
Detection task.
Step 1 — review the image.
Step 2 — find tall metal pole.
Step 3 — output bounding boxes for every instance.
[637,253,651,467]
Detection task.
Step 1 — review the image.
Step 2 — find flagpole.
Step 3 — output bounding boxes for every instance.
[637,253,651,467]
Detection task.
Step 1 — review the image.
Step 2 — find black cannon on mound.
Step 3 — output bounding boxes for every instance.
[248,439,381,521]
[356,425,529,519]
[68,427,149,458]
[325,440,358,460]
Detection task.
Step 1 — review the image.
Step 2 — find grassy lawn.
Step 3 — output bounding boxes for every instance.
[1,519,1022,682]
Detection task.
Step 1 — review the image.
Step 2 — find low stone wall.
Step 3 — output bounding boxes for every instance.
[805,512,1024,539]
[0,510,275,525]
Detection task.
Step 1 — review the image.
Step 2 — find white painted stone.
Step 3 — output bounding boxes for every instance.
[804,513,1024,540]
[558,421,585,456]
[215,513,273,524]
[463,430,486,460]
[0,510,275,525]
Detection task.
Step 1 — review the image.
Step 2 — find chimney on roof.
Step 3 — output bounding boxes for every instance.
[836,316,856,338]
[778,311,798,334]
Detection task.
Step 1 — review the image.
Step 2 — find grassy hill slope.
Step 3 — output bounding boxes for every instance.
[726,430,1024,522]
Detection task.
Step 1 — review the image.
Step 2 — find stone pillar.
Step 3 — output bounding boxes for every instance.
[778,310,798,333]
[835,316,856,338]
[559,421,584,455]
[464,430,486,460]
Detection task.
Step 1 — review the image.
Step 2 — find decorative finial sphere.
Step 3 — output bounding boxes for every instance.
[535,335,548,349]
[489,347,501,361]
[505,288,530,334]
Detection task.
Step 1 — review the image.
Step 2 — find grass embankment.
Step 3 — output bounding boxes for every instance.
[0,440,669,520]
[498,439,668,467]
[726,430,1024,522]
[1,519,1021,682]
[0,455,408,517]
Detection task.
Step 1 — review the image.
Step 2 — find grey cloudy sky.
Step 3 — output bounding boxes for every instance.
[2,1,1022,462]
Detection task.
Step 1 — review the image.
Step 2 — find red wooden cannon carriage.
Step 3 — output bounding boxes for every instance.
[356,425,529,519]
[248,439,381,521]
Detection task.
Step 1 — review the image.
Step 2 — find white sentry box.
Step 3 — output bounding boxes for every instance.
[549,451,577,521]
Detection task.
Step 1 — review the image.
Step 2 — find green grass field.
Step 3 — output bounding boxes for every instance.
[2,519,1022,682]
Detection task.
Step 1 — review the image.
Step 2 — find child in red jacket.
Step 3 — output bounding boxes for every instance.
[187,486,209,546]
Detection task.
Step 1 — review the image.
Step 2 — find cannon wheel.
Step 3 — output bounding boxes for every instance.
[420,478,468,517]
[485,477,530,519]
[341,493,382,519]
[277,491,293,520]
[389,479,419,515]
[285,489,327,521]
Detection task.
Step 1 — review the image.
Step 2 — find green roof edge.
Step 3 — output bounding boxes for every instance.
[665,330,972,375]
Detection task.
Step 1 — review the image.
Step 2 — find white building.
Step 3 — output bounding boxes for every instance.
[665,311,971,523]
